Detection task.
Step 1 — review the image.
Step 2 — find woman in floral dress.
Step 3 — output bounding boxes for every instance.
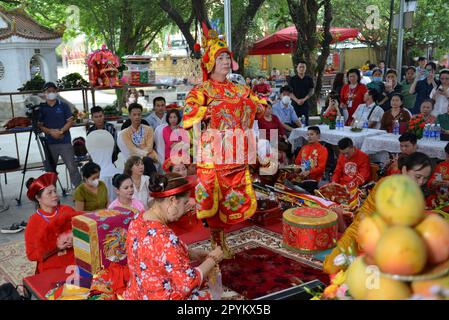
[124,173,224,300]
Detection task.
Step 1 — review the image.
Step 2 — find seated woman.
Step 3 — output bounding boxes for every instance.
[427,143,449,209]
[380,93,411,134]
[74,162,108,212]
[417,99,437,124]
[121,103,158,176]
[124,156,150,210]
[124,173,224,300]
[25,172,81,274]
[257,103,289,163]
[108,174,145,214]
[323,152,433,275]
[162,109,187,161]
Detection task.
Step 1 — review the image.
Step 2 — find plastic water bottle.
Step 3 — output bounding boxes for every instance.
[392,120,400,135]
[423,124,430,141]
[430,124,436,141]
[301,115,306,127]
[336,116,341,130]
[363,120,369,131]
[337,116,344,130]
[435,124,441,141]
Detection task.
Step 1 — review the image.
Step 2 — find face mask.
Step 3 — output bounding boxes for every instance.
[87,179,100,188]
[372,77,382,82]
[46,92,58,100]
[282,96,291,105]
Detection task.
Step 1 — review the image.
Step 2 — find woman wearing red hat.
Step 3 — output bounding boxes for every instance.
[182,26,267,258]
[24,172,81,274]
[124,173,223,300]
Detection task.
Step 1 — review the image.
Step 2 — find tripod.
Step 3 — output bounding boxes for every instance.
[16,109,67,205]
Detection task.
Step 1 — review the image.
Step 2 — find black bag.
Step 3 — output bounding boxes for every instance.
[72,137,88,157]
[0,156,20,171]
[0,283,23,300]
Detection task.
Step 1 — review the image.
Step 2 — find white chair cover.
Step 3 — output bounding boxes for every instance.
[86,130,121,202]
[154,123,168,167]
[117,130,131,161]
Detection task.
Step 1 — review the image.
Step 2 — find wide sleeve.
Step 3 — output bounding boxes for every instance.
[331,155,344,183]
[182,87,208,130]
[25,215,56,263]
[323,180,380,274]
[310,145,328,179]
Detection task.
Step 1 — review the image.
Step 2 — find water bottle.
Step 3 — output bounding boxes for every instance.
[363,120,369,131]
[301,115,306,127]
[430,124,436,141]
[393,120,400,135]
[423,124,430,141]
[435,124,441,141]
[336,116,341,130]
[337,116,344,130]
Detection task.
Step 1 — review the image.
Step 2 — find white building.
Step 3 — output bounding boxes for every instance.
[0,7,62,93]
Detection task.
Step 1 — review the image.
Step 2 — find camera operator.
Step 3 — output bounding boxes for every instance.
[38,82,82,188]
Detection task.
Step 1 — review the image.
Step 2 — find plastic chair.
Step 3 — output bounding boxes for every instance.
[86,130,121,202]
[154,123,168,167]
[117,130,131,161]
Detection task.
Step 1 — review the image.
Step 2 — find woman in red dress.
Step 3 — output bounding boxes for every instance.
[124,173,224,300]
[340,69,368,125]
[24,172,81,274]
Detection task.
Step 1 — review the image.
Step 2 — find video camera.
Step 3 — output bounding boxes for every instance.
[25,103,45,130]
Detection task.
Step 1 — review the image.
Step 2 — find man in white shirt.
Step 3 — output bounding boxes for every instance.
[144,96,167,131]
[352,89,384,129]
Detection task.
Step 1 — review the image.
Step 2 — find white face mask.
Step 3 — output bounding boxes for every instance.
[46,92,58,100]
[282,96,291,105]
[87,179,100,188]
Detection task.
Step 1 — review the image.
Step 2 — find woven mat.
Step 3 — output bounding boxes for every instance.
[0,240,35,288]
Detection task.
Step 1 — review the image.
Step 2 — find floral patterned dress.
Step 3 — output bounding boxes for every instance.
[124,214,210,300]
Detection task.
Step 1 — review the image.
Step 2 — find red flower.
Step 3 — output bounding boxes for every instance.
[419,123,426,129]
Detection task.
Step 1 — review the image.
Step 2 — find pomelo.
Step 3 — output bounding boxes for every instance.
[416,214,449,264]
[357,214,388,258]
[365,275,412,300]
[375,175,424,226]
[345,256,372,300]
[375,226,427,275]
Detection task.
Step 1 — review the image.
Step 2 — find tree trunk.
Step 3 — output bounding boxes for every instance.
[231,0,266,75]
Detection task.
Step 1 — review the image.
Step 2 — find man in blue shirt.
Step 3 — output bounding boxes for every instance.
[38,82,82,187]
[144,96,167,131]
[410,62,440,114]
[272,85,302,136]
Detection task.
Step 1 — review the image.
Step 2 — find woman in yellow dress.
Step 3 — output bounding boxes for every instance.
[323,152,433,275]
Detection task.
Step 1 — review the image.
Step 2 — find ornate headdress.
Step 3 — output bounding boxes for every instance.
[197,22,237,81]
[27,172,58,201]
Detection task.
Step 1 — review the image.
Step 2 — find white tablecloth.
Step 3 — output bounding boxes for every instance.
[288,125,386,150]
[361,133,448,160]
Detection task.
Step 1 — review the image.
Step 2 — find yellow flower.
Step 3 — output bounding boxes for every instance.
[310,296,321,300]
[332,270,347,286]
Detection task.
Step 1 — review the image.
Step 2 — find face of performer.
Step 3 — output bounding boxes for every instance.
[307,130,320,144]
[400,141,417,156]
[402,164,432,187]
[212,52,231,78]
[165,195,190,222]
[130,108,142,128]
[116,178,134,202]
[36,184,59,210]
[172,164,188,177]
[131,160,145,177]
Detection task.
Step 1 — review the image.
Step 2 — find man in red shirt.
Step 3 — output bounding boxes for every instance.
[332,138,371,188]
[295,126,328,182]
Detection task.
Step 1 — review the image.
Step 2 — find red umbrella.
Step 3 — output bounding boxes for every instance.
[248,26,360,55]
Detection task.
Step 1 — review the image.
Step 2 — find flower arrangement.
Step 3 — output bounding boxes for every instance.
[321,109,338,129]
[408,114,426,139]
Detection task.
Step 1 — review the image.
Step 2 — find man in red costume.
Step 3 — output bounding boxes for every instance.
[295,126,329,182]
[332,138,371,189]
[182,26,266,258]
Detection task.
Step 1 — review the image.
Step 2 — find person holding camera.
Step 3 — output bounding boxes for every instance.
[38,82,82,188]
[430,69,449,117]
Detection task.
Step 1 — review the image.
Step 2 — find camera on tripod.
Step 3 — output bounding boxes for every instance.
[25,103,45,131]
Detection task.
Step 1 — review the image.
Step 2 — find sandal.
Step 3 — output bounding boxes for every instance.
[1,223,25,234]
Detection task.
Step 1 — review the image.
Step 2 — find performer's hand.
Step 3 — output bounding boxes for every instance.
[57,231,73,250]
[190,249,208,263]
[209,246,224,264]
[185,198,196,212]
